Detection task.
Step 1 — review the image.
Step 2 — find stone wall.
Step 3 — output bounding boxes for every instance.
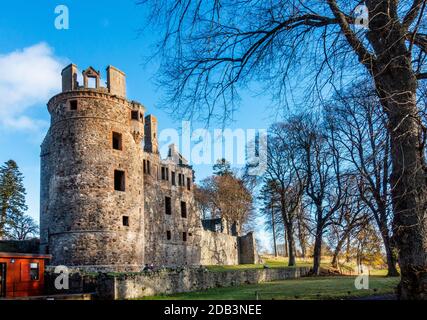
[102,267,310,299]
[40,64,260,271]
[199,230,239,266]
[238,232,260,264]
[143,150,202,267]
[44,267,310,300]
[40,89,145,268]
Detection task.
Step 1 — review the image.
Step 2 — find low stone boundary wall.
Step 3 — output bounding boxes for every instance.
[45,266,310,300]
[45,267,310,300]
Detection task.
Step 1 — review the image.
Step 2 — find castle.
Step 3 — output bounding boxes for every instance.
[39,64,258,271]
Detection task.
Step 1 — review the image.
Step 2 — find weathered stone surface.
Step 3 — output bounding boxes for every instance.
[45,267,310,299]
[40,64,258,271]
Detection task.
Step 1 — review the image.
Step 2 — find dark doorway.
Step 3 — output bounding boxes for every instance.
[0,263,6,298]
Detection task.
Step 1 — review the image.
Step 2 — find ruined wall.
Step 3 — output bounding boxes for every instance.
[143,152,202,266]
[44,266,310,299]
[238,232,260,264]
[41,63,259,271]
[199,230,239,266]
[40,89,145,269]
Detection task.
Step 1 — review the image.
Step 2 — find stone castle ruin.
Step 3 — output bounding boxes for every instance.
[39,64,258,271]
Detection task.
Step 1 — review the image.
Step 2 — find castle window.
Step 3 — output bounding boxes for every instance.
[143,160,147,174]
[166,231,171,240]
[161,167,169,181]
[165,196,172,215]
[181,201,187,218]
[171,172,176,186]
[122,216,129,227]
[178,174,183,186]
[147,160,151,174]
[187,177,191,191]
[131,110,139,120]
[87,77,97,89]
[114,170,125,191]
[70,100,78,111]
[182,232,187,242]
[112,132,122,150]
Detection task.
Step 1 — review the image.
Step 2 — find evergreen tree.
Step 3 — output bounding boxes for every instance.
[0,160,28,239]
[213,158,232,176]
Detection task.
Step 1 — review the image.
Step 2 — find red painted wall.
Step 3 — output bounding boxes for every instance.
[0,253,50,298]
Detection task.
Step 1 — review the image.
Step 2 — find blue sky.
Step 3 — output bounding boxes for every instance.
[0,1,277,249]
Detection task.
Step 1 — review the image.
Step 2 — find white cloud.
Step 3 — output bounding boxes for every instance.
[0,43,65,132]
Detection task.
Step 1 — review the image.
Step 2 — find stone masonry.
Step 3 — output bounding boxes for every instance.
[40,63,258,271]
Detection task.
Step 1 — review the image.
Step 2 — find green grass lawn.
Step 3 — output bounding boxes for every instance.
[141,276,399,300]
[205,257,315,272]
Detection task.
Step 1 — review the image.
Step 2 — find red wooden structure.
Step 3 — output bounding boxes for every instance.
[0,252,51,298]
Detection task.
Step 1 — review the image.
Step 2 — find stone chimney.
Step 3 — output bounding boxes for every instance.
[61,64,79,92]
[107,65,126,98]
[144,115,159,154]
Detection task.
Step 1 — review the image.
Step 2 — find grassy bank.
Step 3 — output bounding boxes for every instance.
[141,276,399,300]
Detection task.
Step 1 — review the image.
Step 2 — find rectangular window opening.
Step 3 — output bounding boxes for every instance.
[122,216,129,227]
[70,100,78,111]
[114,170,125,191]
[112,132,122,150]
[131,110,139,120]
[172,172,176,186]
[165,196,172,215]
[181,201,187,218]
[161,167,167,180]
[166,230,171,240]
[187,177,191,191]
[183,232,187,242]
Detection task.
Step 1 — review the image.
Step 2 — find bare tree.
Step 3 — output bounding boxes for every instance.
[264,123,305,266]
[285,113,343,274]
[259,180,285,257]
[295,200,311,259]
[328,175,370,269]
[5,212,39,241]
[326,81,400,276]
[141,0,427,298]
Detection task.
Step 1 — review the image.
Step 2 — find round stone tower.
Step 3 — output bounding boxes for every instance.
[40,64,145,270]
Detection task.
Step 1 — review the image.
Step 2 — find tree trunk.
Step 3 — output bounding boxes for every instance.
[331,236,346,269]
[286,223,296,266]
[345,235,351,263]
[297,204,306,258]
[283,229,289,257]
[378,222,400,277]
[364,3,427,298]
[312,228,323,275]
[271,206,278,257]
[375,74,427,299]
